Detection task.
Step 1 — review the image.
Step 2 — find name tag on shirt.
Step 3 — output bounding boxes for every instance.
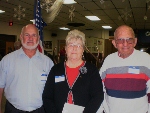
[128,66,140,74]
[55,75,65,83]
[40,74,47,81]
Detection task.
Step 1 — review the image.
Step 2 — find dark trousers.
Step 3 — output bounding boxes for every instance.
[5,100,45,113]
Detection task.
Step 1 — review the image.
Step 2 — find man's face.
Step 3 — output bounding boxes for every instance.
[20,25,39,50]
[112,26,137,58]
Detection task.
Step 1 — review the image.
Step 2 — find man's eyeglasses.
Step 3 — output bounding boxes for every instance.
[115,38,134,44]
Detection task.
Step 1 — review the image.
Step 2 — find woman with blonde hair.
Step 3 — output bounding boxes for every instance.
[43,29,104,113]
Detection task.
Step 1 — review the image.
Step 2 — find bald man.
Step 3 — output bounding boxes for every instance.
[100,25,150,113]
[0,24,54,113]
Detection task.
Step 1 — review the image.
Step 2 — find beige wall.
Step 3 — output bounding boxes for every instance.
[0,21,110,55]
[0,22,22,40]
[0,21,53,41]
[51,30,109,55]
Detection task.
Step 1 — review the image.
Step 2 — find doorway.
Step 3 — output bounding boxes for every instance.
[0,34,16,57]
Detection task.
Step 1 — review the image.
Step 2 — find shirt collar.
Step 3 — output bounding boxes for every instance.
[18,47,41,59]
[118,48,135,58]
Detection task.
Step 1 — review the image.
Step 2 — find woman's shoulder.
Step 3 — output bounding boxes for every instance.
[52,62,65,69]
[84,61,98,70]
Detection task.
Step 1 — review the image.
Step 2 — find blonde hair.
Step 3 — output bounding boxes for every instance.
[65,29,86,47]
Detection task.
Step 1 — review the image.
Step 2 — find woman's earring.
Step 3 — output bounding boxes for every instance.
[65,53,67,61]
[82,54,85,60]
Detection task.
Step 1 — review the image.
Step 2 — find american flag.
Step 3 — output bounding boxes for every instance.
[34,0,47,53]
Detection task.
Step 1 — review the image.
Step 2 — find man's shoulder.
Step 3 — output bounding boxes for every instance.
[40,52,54,64]
[106,52,117,59]
[0,50,20,65]
[3,50,18,59]
[38,53,54,68]
[134,49,150,57]
[40,52,52,60]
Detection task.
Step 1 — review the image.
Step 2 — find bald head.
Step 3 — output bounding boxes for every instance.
[114,25,135,39]
[21,24,39,35]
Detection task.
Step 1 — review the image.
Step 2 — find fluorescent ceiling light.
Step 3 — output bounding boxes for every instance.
[85,16,100,21]
[59,27,70,30]
[140,49,144,52]
[102,26,112,29]
[0,10,5,13]
[30,20,34,22]
[63,0,76,4]
[30,19,36,24]
[140,48,148,52]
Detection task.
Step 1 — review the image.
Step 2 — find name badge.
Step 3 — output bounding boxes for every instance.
[55,75,65,83]
[128,66,140,74]
[40,74,47,81]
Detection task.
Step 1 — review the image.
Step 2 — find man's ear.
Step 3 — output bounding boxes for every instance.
[133,38,137,47]
[112,40,117,48]
[38,36,40,41]
[20,34,23,41]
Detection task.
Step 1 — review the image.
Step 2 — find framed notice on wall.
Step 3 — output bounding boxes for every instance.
[44,41,52,49]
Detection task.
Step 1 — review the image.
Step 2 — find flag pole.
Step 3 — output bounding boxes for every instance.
[33,0,37,24]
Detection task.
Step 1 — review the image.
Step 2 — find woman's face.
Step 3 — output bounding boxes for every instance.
[65,38,84,61]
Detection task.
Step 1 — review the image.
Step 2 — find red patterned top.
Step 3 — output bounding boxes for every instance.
[66,62,84,104]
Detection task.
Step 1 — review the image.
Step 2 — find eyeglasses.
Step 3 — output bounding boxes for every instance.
[67,43,83,49]
[115,38,134,44]
[23,33,37,38]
